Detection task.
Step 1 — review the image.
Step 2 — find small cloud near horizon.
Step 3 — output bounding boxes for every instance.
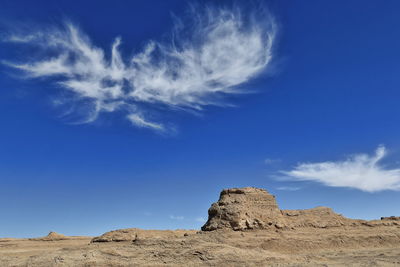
[275,186,301,191]
[280,145,400,192]
[169,215,184,220]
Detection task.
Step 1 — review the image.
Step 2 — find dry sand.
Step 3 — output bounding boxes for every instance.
[1,227,400,266]
[1,187,399,266]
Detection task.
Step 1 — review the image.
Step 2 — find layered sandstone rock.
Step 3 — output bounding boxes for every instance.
[201,187,286,231]
[201,187,373,231]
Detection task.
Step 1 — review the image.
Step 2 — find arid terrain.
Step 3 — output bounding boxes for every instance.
[1,187,400,266]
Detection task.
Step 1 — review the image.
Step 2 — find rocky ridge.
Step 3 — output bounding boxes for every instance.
[201,187,399,231]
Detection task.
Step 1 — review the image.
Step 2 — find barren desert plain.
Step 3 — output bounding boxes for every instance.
[1,187,400,266]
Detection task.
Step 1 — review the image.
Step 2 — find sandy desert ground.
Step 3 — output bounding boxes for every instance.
[1,227,400,266]
[1,187,400,266]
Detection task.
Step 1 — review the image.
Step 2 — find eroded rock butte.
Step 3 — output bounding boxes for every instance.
[201,187,399,231]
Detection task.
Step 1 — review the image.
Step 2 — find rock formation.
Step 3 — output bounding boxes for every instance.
[201,187,286,231]
[201,187,399,231]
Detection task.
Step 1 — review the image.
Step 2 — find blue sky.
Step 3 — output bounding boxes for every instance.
[1,0,400,238]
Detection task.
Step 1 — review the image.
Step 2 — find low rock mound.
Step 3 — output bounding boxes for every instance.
[91,228,196,242]
[381,216,400,221]
[201,187,286,231]
[282,207,362,228]
[30,232,68,241]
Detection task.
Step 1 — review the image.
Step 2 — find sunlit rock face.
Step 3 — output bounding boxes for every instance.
[201,187,286,231]
[201,187,398,231]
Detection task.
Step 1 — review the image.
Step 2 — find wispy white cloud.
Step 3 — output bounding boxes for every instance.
[281,145,400,192]
[169,215,184,220]
[276,186,301,191]
[127,114,165,131]
[4,6,276,131]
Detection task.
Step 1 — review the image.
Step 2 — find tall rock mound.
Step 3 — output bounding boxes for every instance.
[201,187,286,231]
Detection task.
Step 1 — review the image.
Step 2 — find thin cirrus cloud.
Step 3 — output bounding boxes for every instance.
[280,146,400,192]
[275,186,301,191]
[3,6,276,132]
[169,215,184,220]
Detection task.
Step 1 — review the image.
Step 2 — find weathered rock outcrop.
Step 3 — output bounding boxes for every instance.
[201,187,286,231]
[201,187,400,231]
